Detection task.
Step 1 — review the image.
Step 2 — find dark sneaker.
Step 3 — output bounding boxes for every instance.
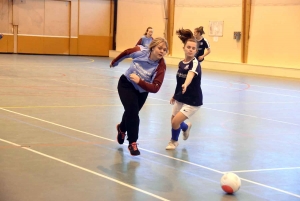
[116,124,126,144]
[128,142,140,156]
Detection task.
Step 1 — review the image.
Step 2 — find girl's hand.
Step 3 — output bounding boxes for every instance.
[170,97,175,105]
[182,83,187,94]
[129,73,140,84]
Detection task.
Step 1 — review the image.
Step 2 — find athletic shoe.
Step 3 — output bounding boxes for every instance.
[116,124,126,144]
[165,140,179,150]
[128,142,140,156]
[183,122,192,140]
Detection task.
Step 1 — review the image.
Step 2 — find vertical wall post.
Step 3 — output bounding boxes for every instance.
[241,0,251,63]
[166,0,174,55]
[112,0,118,50]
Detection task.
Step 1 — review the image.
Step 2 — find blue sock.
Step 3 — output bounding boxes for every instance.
[180,122,188,132]
[171,127,181,141]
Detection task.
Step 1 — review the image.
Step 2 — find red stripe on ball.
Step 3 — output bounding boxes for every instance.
[222,185,234,194]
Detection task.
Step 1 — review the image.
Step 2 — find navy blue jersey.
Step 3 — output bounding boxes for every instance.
[173,58,203,106]
[195,38,210,62]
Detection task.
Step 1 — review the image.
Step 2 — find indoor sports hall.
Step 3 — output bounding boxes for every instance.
[1,0,300,201]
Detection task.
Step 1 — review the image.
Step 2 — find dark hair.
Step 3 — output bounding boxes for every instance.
[144,27,153,35]
[176,28,197,45]
[195,26,205,35]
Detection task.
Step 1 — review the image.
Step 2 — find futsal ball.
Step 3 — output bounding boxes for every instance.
[220,172,241,194]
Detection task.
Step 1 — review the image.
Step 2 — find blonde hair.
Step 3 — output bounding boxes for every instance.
[148,37,169,52]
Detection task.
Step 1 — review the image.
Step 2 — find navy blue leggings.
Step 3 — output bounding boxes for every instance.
[117,75,148,144]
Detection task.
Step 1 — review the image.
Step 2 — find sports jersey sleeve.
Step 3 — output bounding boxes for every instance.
[189,59,199,76]
[205,39,210,49]
[110,46,141,67]
[136,38,143,46]
[138,59,167,93]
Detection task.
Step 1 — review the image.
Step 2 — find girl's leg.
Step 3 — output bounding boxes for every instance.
[118,92,148,134]
[171,112,188,141]
[118,78,140,144]
[128,92,148,142]
[166,112,188,150]
[166,102,199,150]
[170,101,187,141]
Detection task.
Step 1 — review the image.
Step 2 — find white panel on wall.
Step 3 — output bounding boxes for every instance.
[18,0,45,35]
[248,4,300,68]
[0,0,11,33]
[175,0,242,7]
[44,0,70,37]
[172,5,242,62]
[79,0,110,36]
[116,0,165,51]
[252,0,300,6]
[70,0,78,37]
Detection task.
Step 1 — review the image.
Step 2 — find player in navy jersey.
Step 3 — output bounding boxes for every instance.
[166,28,203,150]
[0,33,3,40]
[136,27,154,48]
[194,26,211,63]
[110,37,168,156]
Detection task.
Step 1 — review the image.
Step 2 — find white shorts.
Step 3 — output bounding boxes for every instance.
[172,100,200,119]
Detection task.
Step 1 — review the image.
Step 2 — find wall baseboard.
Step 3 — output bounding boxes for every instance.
[109,50,300,79]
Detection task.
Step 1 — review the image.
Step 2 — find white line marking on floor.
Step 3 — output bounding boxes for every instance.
[147,97,300,126]
[0,108,114,142]
[1,108,300,198]
[0,138,169,201]
[230,167,300,173]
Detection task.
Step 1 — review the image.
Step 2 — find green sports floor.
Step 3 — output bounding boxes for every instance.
[0,54,300,201]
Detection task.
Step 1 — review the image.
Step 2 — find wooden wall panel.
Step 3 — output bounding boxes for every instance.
[17,35,44,54]
[70,37,78,55]
[43,37,70,54]
[78,36,112,56]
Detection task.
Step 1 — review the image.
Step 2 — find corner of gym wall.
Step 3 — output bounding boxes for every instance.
[0,0,14,53]
[116,0,166,51]
[78,0,112,56]
[70,0,79,55]
[248,0,300,69]
[173,0,242,63]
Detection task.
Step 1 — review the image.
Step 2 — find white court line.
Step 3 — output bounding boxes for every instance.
[148,97,300,127]
[0,138,169,201]
[230,167,300,173]
[247,84,300,93]
[52,79,117,92]
[202,78,300,93]
[205,101,300,105]
[232,88,300,99]
[0,108,114,142]
[91,67,300,98]
[0,107,222,174]
[203,106,300,126]
[0,58,94,66]
[240,178,300,198]
[1,108,300,198]
[201,84,300,99]
[51,79,300,127]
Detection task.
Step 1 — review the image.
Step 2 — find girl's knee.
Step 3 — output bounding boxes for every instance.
[171,121,180,129]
